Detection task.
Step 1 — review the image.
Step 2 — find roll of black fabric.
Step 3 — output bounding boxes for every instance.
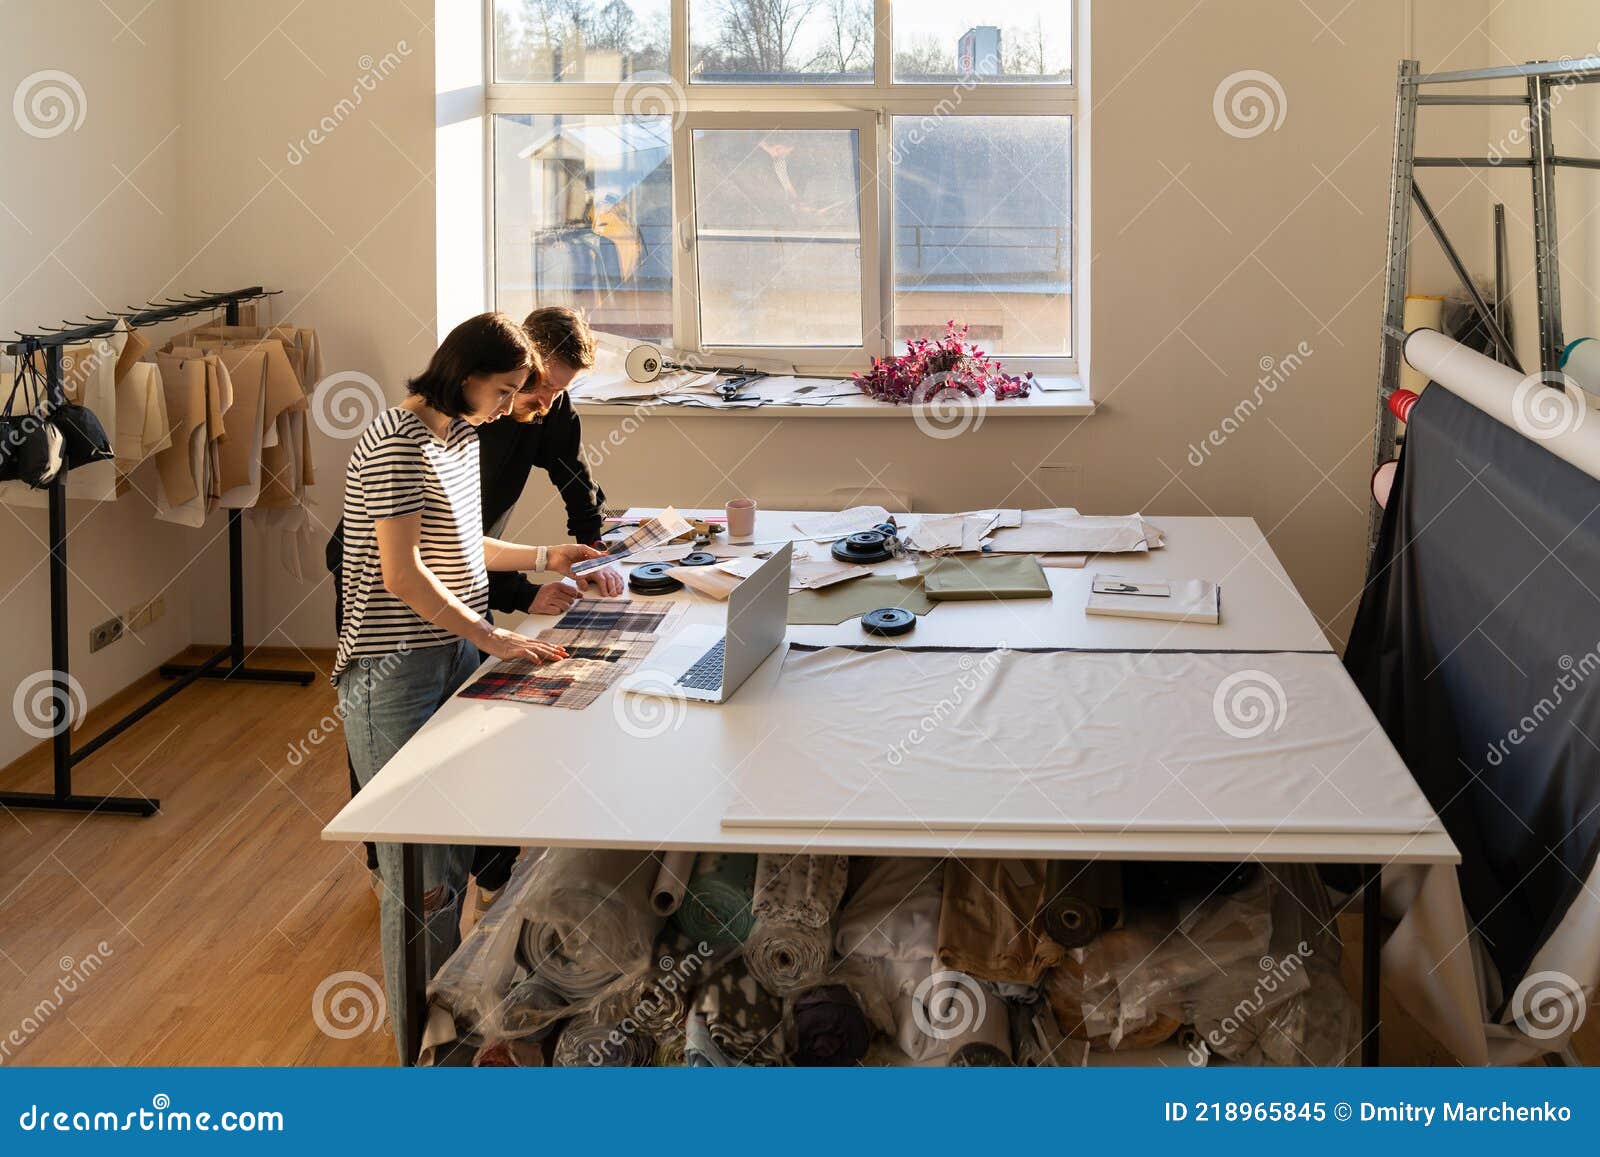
[792,985,870,1067]
[1345,383,1600,994]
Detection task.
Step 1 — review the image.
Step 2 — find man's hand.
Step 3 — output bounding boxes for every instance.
[547,544,624,597]
[528,581,581,616]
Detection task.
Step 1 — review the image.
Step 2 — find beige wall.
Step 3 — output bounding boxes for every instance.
[8,0,1589,768]
[173,0,437,654]
[0,0,194,767]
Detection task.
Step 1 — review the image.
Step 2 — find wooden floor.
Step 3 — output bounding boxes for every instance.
[0,646,1592,1066]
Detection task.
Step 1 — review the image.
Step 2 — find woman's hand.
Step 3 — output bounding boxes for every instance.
[528,581,581,616]
[547,544,624,597]
[480,627,568,665]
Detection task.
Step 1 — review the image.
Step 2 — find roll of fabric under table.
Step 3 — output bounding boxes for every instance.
[792,984,871,1066]
[696,956,788,1066]
[550,998,655,1067]
[1042,859,1123,949]
[651,850,697,916]
[516,848,663,1002]
[938,979,1013,1066]
[745,854,849,995]
[671,853,757,949]
[938,858,1065,984]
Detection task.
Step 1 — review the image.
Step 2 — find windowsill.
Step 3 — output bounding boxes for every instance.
[572,376,1095,419]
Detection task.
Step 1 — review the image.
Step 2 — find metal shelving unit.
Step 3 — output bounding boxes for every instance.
[1370,55,1600,550]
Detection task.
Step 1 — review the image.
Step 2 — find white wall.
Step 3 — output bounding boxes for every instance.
[0,0,194,767]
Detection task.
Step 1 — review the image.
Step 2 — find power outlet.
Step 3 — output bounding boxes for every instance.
[89,616,124,653]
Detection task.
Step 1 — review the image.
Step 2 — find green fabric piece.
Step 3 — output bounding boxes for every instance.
[786,574,937,625]
[671,853,756,949]
[921,554,1052,601]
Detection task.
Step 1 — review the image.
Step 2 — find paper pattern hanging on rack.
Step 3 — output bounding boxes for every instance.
[458,598,688,709]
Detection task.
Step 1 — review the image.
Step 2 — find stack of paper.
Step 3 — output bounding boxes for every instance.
[984,510,1165,555]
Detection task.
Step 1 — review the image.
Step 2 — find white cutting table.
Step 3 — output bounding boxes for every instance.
[322,511,1458,1065]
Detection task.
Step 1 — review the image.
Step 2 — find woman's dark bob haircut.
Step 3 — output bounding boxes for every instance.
[407,311,540,418]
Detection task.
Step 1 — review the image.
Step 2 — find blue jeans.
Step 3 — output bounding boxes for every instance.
[339,638,481,1063]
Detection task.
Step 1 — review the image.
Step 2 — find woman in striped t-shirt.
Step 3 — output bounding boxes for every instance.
[335,312,620,1060]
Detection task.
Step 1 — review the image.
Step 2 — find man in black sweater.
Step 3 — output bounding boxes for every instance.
[328,306,606,889]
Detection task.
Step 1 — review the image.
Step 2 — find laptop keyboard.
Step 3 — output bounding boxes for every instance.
[676,638,726,691]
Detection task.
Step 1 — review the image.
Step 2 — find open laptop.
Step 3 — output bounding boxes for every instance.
[620,542,792,704]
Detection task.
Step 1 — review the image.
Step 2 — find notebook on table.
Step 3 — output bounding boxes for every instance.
[1085,575,1220,624]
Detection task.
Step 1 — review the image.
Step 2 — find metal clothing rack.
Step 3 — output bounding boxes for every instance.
[1370,55,1600,550]
[1,286,315,818]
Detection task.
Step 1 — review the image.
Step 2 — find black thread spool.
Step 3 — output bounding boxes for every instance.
[628,562,683,595]
[832,529,895,564]
[862,607,915,636]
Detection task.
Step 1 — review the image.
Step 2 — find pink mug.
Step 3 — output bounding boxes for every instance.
[726,498,757,540]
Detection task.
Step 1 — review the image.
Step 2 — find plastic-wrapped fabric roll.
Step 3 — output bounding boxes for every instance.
[745,854,849,995]
[1405,327,1600,481]
[550,999,655,1067]
[516,848,663,1003]
[671,853,757,949]
[1042,860,1123,949]
[792,984,871,1066]
[1009,997,1087,1066]
[428,852,542,1041]
[1400,295,1444,394]
[499,975,568,1040]
[651,850,696,916]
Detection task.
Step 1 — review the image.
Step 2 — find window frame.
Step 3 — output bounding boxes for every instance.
[484,0,1080,377]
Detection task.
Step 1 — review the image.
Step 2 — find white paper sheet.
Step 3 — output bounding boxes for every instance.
[722,648,1442,835]
[792,506,890,541]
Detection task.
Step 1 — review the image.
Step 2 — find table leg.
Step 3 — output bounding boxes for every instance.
[400,842,426,1067]
[1361,862,1382,1066]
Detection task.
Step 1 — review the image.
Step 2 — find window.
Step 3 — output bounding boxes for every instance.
[488,0,1078,373]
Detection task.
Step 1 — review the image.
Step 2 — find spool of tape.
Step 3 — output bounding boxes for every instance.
[625,344,665,384]
[862,606,915,636]
[628,562,683,594]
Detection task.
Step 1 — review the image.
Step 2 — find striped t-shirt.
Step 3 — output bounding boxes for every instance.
[333,407,488,679]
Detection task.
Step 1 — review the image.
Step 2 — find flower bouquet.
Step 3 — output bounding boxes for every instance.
[852,322,1033,404]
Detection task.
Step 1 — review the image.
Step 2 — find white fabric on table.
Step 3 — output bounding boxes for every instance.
[722,647,1443,835]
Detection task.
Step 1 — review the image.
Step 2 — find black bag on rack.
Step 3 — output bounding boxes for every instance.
[52,400,113,468]
[0,354,67,487]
